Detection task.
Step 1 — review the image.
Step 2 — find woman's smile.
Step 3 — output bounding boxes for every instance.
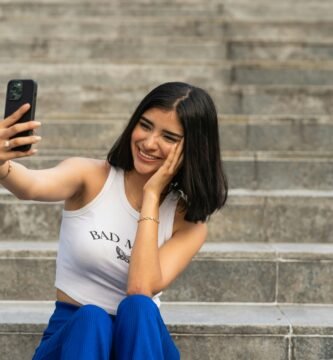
[137,146,162,161]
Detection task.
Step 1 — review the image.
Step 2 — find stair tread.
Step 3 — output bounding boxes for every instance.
[1,240,333,260]
[1,301,333,335]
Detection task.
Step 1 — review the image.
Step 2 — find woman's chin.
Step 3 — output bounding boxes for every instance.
[133,160,159,176]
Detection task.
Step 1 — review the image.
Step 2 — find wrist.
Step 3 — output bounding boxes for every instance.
[0,161,11,181]
[143,189,160,203]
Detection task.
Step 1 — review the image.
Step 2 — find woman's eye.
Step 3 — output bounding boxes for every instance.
[139,121,151,130]
[163,135,178,143]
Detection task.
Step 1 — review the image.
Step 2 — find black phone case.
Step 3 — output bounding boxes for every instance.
[4,79,38,152]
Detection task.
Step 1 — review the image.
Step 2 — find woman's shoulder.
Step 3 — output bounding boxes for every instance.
[63,156,110,184]
[64,157,111,210]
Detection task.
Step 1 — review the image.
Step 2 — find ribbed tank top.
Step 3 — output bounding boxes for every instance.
[55,166,179,315]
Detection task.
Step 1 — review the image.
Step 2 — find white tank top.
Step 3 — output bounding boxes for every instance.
[55,166,179,315]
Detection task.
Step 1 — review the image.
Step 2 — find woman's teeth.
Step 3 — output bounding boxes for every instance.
[139,149,159,160]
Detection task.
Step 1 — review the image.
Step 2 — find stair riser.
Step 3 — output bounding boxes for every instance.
[225,22,333,41]
[224,3,333,21]
[2,20,333,42]
[4,331,333,360]
[209,196,333,243]
[0,65,230,90]
[2,255,333,303]
[34,120,333,152]
[225,159,333,190]
[0,3,224,18]
[1,156,331,190]
[229,42,333,61]
[1,196,332,243]
[0,332,289,360]
[3,62,333,89]
[0,18,225,38]
[0,40,225,63]
[234,67,333,86]
[1,86,333,116]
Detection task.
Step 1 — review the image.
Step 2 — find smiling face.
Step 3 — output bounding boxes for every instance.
[130,107,184,176]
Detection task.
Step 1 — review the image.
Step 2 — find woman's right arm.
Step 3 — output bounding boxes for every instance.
[0,104,87,202]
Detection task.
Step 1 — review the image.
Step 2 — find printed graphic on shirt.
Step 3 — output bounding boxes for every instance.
[89,230,132,264]
[116,246,131,264]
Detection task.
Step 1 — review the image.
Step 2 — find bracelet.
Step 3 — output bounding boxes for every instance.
[137,216,160,224]
[0,161,12,181]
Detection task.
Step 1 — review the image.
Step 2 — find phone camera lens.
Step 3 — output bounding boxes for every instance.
[9,81,23,101]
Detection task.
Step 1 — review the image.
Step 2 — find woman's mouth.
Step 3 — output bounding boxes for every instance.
[137,147,161,161]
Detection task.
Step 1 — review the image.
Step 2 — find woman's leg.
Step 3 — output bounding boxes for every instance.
[32,301,114,360]
[112,294,180,360]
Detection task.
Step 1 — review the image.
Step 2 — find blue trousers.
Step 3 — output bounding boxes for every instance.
[32,294,180,359]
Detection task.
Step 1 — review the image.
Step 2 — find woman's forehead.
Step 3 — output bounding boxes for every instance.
[141,108,183,132]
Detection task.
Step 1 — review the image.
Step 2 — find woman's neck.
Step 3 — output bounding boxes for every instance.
[124,170,167,212]
[124,170,148,212]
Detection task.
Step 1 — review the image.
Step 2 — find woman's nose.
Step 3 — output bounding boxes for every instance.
[143,133,159,148]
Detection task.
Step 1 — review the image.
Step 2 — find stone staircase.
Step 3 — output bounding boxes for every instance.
[0,0,333,359]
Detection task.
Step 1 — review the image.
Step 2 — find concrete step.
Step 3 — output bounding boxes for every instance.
[0,189,332,243]
[228,39,333,61]
[2,82,333,115]
[0,37,225,64]
[1,151,331,190]
[225,20,333,41]
[2,241,333,304]
[1,300,333,360]
[233,62,333,86]
[0,63,230,89]
[2,38,333,64]
[0,2,224,18]
[1,17,332,42]
[211,189,333,244]
[223,1,333,21]
[0,16,225,39]
[32,113,333,152]
[0,0,331,20]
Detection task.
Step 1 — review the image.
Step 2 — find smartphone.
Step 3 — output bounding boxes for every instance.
[4,79,38,152]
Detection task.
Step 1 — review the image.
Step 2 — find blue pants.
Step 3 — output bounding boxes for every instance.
[32,294,180,359]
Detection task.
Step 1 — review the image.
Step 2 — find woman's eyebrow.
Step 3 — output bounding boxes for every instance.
[140,115,184,138]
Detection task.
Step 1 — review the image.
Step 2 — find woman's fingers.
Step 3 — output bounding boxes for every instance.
[6,147,38,161]
[0,135,41,162]
[4,120,41,139]
[6,135,42,150]
[0,142,38,163]
[1,103,31,128]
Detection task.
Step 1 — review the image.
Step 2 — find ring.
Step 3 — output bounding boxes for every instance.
[3,140,10,150]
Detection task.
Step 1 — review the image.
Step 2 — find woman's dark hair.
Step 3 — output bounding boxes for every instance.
[107,82,228,222]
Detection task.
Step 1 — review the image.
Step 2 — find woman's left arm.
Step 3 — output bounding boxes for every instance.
[127,202,207,297]
[126,140,207,297]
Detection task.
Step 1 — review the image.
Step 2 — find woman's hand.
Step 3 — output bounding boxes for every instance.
[0,103,41,166]
[143,139,184,198]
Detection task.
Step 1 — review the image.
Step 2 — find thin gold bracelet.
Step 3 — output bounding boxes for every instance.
[137,216,160,224]
[0,161,11,181]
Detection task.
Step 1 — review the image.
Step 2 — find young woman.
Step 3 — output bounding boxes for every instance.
[0,82,228,359]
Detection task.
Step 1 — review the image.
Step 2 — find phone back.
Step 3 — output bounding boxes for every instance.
[4,79,37,121]
[4,79,38,151]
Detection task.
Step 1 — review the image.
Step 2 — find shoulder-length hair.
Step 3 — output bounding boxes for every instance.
[107,82,228,223]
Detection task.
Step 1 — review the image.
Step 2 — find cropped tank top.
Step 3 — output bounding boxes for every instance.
[55,165,179,315]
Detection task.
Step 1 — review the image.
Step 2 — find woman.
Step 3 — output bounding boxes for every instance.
[0,82,228,359]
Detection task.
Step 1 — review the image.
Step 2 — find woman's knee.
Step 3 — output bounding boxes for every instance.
[117,294,158,316]
[72,304,112,329]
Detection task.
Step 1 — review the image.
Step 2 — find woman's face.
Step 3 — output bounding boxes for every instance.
[130,107,184,176]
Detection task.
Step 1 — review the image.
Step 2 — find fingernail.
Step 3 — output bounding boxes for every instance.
[34,121,41,126]
[35,136,42,141]
[32,149,38,154]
